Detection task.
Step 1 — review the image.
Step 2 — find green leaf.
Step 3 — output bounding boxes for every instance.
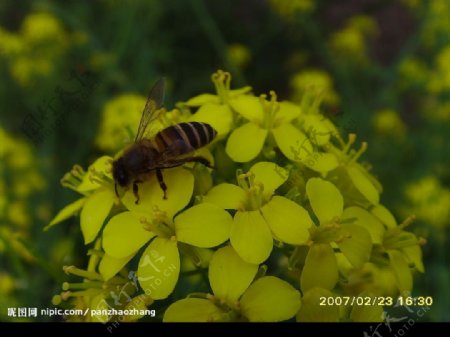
[175,203,232,248]
[44,197,86,231]
[138,237,180,300]
[301,243,338,292]
[81,188,115,244]
[240,276,301,322]
[209,246,258,305]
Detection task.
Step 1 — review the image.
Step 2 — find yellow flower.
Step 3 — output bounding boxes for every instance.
[102,167,232,299]
[95,94,147,152]
[204,162,312,263]
[329,16,377,65]
[300,177,374,292]
[45,156,116,245]
[290,69,340,106]
[372,109,406,138]
[179,70,251,137]
[227,43,251,68]
[225,92,304,162]
[164,246,301,322]
[52,240,154,323]
[270,0,315,18]
[403,176,450,228]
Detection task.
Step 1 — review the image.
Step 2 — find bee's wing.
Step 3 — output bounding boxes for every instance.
[135,78,166,142]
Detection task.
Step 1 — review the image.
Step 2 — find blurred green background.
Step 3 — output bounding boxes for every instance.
[0,0,449,322]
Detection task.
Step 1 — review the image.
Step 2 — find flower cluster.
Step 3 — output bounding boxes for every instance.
[48,70,425,322]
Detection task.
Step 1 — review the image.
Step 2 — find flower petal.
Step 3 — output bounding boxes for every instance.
[296,288,340,322]
[226,123,267,162]
[99,253,135,281]
[350,299,384,322]
[302,152,339,173]
[122,295,154,322]
[44,197,86,231]
[274,101,301,125]
[336,224,372,268]
[272,123,312,161]
[203,183,246,209]
[301,243,338,292]
[103,212,154,258]
[209,246,258,305]
[81,188,115,244]
[261,196,312,244]
[401,244,424,273]
[388,250,412,293]
[189,103,233,137]
[299,114,331,146]
[163,298,223,322]
[230,211,272,264]
[182,93,220,107]
[138,237,180,300]
[78,156,114,192]
[175,203,232,248]
[240,276,301,322]
[306,177,343,224]
[347,165,380,205]
[89,293,110,323]
[371,204,397,229]
[249,162,288,196]
[229,95,264,124]
[342,207,384,245]
[122,167,194,219]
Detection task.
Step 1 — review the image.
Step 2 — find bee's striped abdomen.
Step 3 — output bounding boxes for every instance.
[154,122,217,155]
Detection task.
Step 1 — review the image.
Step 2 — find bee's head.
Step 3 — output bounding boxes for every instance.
[112,157,129,187]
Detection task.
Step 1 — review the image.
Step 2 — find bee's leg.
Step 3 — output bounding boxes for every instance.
[115,183,119,198]
[156,169,168,199]
[133,180,141,204]
[185,156,214,169]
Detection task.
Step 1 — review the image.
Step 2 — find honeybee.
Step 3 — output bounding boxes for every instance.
[112,78,217,204]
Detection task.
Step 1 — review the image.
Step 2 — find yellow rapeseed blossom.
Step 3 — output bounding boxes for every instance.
[329,15,378,65]
[164,246,301,322]
[0,12,69,86]
[49,70,425,322]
